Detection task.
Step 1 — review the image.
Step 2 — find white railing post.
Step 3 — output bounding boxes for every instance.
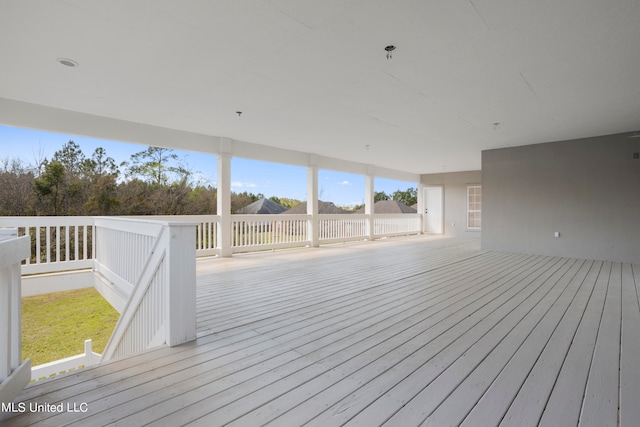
[0,229,31,406]
[307,165,319,247]
[365,171,375,240]
[165,223,196,347]
[217,149,233,257]
[97,218,198,361]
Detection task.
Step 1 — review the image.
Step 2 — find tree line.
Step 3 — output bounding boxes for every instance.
[0,140,417,216]
[0,141,269,216]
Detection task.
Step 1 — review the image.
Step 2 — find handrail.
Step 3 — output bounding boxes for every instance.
[317,214,369,243]
[373,213,421,238]
[231,214,309,252]
[0,215,422,281]
[0,217,95,275]
[0,230,31,405]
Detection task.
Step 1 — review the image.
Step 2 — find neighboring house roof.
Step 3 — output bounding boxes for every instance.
[281,200,352,214]
[355,200,417,214]
[237,198,287,214]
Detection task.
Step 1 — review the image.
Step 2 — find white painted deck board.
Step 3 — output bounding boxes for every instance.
[619,263,640,426]
[538,261,611,427]
[498,259,601,427]
[272,255,562,427]
[580,262,621,427]
[4,236,637,427]
[449,259,592,426]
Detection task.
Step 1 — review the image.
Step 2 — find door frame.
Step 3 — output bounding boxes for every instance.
[423,185,444,234]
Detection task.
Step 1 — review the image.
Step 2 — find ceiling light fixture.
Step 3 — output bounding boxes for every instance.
[57,57,78,67]
[236,111,242,117]
[385,45,396,59]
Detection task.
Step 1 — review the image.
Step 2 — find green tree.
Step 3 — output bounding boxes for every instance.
[0,158,36,215]
[82,147,120,215]
[82,147,119,179]
[115,179,152,215]
[188,185,217,214]
[392,187,417,206]
[53,141,86,178]
[33,161,67,215]
[374,191,390,202]
[83,174,119,215]
[126,146,189,187]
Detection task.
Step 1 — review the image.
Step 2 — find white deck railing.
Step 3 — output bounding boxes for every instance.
[95,217,197,361]
[122,216,219,257]
[0,213,421,385]
[0,217,95,275]
[318,214,369,243]
[0,229,31,405]
[0,214,422,281]
[30,339,101,381]
[374,214,421,238]
[232,214,309,252]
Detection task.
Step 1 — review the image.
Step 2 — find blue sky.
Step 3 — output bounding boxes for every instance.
[0,125,415,207]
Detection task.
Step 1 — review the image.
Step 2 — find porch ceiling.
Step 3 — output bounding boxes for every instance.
[1,1,640,174]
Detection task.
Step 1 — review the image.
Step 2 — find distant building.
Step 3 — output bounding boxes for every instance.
[236,198,287,214]
[355,200,417,214]
[281,200,352,215]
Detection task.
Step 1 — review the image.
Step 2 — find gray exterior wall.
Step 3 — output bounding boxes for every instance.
[482,133,640,263]
[421,171,482,238]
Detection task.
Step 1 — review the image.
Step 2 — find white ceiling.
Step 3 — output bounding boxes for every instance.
[1,0,639,174]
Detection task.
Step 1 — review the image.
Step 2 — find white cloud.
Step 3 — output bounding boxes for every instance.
[231,181,257,188]
[338,180,351,186]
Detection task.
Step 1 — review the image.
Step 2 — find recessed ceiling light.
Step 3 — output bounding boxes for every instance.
[385,45,396,59]
[57,57,78,67]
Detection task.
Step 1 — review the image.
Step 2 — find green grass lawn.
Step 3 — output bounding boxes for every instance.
[22,287,119,366]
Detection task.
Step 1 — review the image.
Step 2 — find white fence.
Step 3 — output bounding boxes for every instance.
[0,214,422,282]
[374,214,422,238]
[317,214,421,243]
[122,216,219,257]
[31,339,100,381]
[0,217,95,275]
[318,214,369,243]
[231,214,309,252]
[0,229,31,405]
[0,213,421,388]
[95,217,197,361]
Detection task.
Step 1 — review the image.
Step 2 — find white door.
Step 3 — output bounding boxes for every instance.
[424,186,443,233]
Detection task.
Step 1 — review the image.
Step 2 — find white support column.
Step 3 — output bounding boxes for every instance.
[365,168,375,240]
[307,164,319,247]
[217,146,233,257]
[417,181,426,234]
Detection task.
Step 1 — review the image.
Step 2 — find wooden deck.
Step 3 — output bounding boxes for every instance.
[3,236,639,426]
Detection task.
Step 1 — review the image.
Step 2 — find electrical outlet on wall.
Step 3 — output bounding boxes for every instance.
[554,231,560,238]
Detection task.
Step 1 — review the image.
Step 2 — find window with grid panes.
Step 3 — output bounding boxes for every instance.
[467,185,481,229]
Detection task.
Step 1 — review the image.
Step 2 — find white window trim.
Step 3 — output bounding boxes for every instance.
[467,185,481,230]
